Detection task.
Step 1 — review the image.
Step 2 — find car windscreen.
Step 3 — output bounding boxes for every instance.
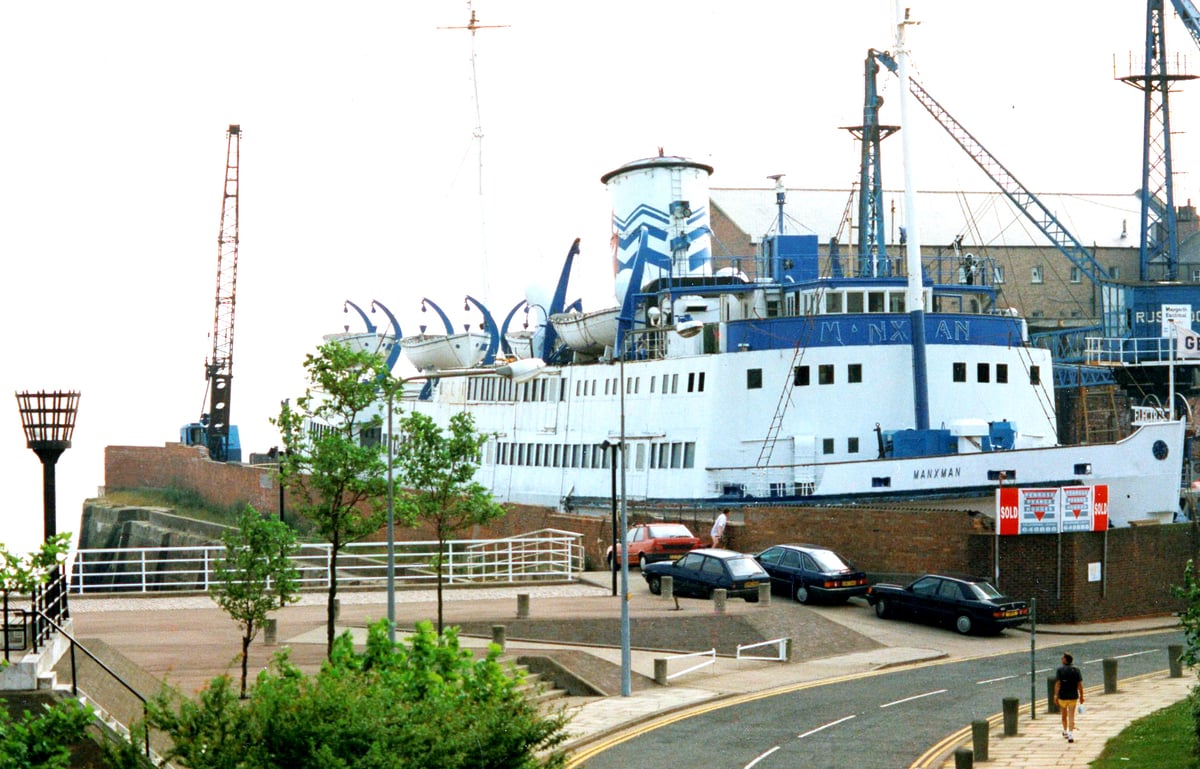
[726,556,764,578]
[809,549,851,571]
[647,524,693,539]
[968,581,1003,600]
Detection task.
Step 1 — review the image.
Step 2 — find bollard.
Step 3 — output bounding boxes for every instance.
[654,658,668,686]
[264,618,277,645]
[784,637,794,663]
[516,593,530,619]
[662,575,674,601]
[953,746,973,769]
[757,582,771,606]
[491,624,506,651]
[1002,697,1019,736]
[1102,658,1118,694]
[1169,645,1184,678]
[971,719,989,762]
[1046,678,1059,713]
[713,588,727,614]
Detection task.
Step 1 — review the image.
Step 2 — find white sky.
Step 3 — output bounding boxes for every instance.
[2,0,1193,553]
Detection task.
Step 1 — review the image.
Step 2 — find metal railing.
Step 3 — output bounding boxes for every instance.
[1085,335,1176,365]
[68,530,586,594]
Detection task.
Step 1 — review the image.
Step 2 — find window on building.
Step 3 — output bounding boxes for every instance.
[848,363,862,383]
[1110,266,1121,279]
[953,362,967,382]
[1192,269,1200,282]
[747,368,763,389]
[1070,267,1081,284]
[822,438,835,454]
[818,364,835,385]
[1031,266,1044,284]
[993,265,1005,284]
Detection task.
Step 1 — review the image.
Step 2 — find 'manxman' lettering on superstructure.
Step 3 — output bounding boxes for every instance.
[913,466,962,480]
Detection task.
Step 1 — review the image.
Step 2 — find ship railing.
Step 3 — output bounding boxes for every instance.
[1085,335,1176,366]
[708,252,997,287]
[708,468,809,500]
[67,532,583,594]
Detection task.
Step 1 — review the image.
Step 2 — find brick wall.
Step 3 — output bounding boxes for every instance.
[105,444,281,514]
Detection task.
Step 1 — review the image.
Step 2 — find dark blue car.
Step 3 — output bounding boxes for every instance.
[642,548,768,602]
[754,544,871,604]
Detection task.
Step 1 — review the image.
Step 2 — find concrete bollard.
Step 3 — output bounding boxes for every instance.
[1169,645,1184,678]
[491,624,506,651]
[971,719,989,762]
[784,637,794,663]
[953,746,973,769]
[1046,678,1059,713]
[1002,697,1019,736]
[654,658,668,686]
[1103,658,1118,694]
[757,582,771,605]
[516,593,530,619]
[264,618,278,645]
[713,588,727,614]
[662,575,674,600]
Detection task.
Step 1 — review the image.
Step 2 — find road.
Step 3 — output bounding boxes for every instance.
[578,629,1184,769]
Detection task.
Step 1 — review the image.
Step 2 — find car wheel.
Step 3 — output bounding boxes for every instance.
[746,592,759,603]
[794,584,811,605]
[955,614,973,635]
[874,599,890,619]
[638,553,648,571]
[647,575,662,595]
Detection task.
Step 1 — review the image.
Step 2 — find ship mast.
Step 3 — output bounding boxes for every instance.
[895,5,930,431]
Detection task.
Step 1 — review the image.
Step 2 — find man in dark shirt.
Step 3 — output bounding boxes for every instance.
[1054,652,1085,742]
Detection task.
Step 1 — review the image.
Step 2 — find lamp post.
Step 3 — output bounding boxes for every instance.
[618,349,632,697]
[601,438,619,596]
[15,390,81,542]
[384,360,547,643]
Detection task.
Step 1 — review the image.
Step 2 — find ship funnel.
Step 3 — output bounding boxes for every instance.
[601,155,714,305]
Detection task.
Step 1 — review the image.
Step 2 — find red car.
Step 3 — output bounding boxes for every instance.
[605,523,703,569]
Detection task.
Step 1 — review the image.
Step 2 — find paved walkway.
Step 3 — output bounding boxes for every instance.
[50,573,1193,768]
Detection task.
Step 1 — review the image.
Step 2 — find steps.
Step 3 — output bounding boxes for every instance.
[508,663,568,709]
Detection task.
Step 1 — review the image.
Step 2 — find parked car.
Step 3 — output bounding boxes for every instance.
[641,548,769,602]
[754,544,870,604]
[866,573,1030,635]
[605,523,703,569]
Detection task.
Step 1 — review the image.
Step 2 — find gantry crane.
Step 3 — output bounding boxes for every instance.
[182,124,242,462]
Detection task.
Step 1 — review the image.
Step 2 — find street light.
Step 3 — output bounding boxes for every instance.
[15,390,81,541]
[384,359,547,643]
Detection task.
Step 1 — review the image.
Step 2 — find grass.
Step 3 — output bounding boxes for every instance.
[1092,695,1199,769]
[102,487,244,527]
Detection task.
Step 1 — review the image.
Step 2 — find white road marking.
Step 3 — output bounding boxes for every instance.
[744,745,780,768]
[978,675,1017,684]
[881,689,948,708]
[796,714,857,739]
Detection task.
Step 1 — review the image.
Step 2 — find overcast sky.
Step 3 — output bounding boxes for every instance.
[2,1,1191,553]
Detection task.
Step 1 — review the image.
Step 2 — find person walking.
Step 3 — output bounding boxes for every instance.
[1054,652,1085,743]
[710,509,728,548]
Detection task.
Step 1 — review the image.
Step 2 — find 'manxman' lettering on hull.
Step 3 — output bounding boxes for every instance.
[913,466,962,480]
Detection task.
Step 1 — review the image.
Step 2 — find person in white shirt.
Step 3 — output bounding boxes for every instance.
[710,509,729,548]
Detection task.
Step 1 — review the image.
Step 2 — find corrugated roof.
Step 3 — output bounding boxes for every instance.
[710,187,1141,252]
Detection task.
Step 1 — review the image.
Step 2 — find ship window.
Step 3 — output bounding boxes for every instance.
[848,437,859,454]
[848,363,862,383]
[627,377,634,395]
[581,444,591,467]
[648,444,656,469]
[553,445,561,467]
[747,368,763,389]
[996,364,1008,383]
[794,366,810,386]
[766,299,780,317]
[822,438,835,454]
[1074,463,1092,475]
[671,374,678,393]
[539,379,548,401]
[977,363,990,383]
[650,376,656,393]
[986,470,1015,481]
[687,372,695,392]
[847,292,864,313]
[769,482,788,498]
[819,364,834,385]
[1029,365,1040,385]
[868,291,885,313]
[872,477,891,487]
[598,445,608,469]
[953,362,967,382]
[698,372,705,391]
[537,444,545,466]
[658,444,669,468]
[636,443,646,469]
[889,293,906,313]
[671,443,682,468]
[826,293,843,313]
[684,442,695,468]
[662,374,669,393]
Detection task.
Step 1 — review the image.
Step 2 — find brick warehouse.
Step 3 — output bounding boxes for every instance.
[102,443,1199,623]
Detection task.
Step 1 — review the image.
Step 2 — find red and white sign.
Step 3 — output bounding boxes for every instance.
[994,484,1108,535]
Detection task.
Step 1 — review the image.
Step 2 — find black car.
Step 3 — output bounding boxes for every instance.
[755,544,871,604]
[866,573,1030,635]
[641,548,769,602]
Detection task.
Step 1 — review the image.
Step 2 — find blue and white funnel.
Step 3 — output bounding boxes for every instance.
[601,154,714,306]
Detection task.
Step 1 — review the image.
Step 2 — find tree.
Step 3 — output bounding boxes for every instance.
[0,698,94,769]
[209,505,300,698]
[1171,558,1200,758]
[394,410,506,633]
[140,621,570,769]
[1,534,72,667]
[274,340,395,656]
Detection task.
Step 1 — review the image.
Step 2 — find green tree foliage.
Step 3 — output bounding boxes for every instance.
[0,534,72,597]
[1172,559,1200,757]
[394,411,505,633]
[0,699,93,769]
[210,506,300,697]
[275,340,395,656]
[142,621,570,769]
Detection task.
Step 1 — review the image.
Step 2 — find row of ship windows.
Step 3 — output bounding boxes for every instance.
[490,440,698,470]
[573,371,707,397]
[465,372,710,402]
[744,362,1041,389]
